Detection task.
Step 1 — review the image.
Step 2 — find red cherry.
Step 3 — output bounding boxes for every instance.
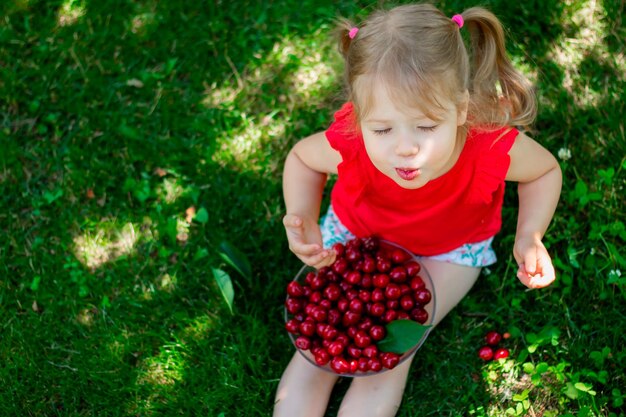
[478,346,494,361]
[335,334,350,346]
[285,298,304,314]
[384,283,402,300]
[362,344,379,358]
[397,311,410,320]
[342,310,361,327]
[287,281,304,297]
[323,284,341,301]
[354,330,372,348]
[368,358,383,372]
[494,348,510,360]
[314,348,330,365]
[322,325,338,341]
[358,289,371,303]
[409,307,429,324]
[389,266,407,283]
[385,300,399,310]
[349,359,359,373]
[357,317,373,331]
[400,294,414,311]
[311,306,327,323]
[362,236,380,252]
[357,357,370,372]
[304,272,316,285]
[299,320,315,336]
[361,274,373,288]
[484,331,502,346]
[373,274,390,288]
[337,298,349,312]
[319,299,332,310]
[349,298,364,314]
[309,291,322,304]
[327,309,341,326]
[310,275,326,290]
[285,319,300,334]
[345,248,362,263]
[382,309,398,323]
[390,248,410,263]
[369,302,385,317]
[369,325,386,341]
[414,288,432,304]
[381,352,400,369]
[371,288,385,302]
[376,258,392,273]
[330,356,351,374]
[347,345,362,359]
[345,270,362,285]
[332,242,345,257]
[362,256,377,273]
[332,258,348,275]
[409,276,425,290]
[327,341,345,356]
[295,336,311,350]
[345,288,359,300]
[405,261,421,277]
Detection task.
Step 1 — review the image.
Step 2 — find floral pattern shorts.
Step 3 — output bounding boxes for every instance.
[320,205,497,268]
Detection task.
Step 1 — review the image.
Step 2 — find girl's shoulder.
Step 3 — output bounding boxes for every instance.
[325,102,361,155]
[465,125,519,204]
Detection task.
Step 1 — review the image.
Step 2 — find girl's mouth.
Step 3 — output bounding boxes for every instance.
[395,168,421,181]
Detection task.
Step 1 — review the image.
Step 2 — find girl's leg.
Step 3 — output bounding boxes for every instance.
[273,351,339,417]
[337,260,482,417]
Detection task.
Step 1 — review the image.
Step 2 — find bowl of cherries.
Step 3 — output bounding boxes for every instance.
[284,236,436,376]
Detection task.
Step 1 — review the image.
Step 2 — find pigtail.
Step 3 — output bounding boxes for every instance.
[336,18,357,59]
[462,8,537,128]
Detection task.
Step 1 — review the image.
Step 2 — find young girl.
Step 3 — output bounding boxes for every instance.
[274,4,562,417]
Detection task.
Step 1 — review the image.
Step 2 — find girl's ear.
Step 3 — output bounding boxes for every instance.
[456,90,470,126]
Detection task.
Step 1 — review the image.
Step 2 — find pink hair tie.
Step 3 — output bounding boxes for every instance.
[348,27,359,39]
[451,14,464,28]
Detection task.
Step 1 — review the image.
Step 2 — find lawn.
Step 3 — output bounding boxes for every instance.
[0,0,624,416]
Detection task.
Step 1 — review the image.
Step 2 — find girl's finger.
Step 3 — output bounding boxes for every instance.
[524,249,538,275]
[293,242,325,257]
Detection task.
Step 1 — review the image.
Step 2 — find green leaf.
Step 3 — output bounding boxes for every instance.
[377,320,432,354]
[218,240,252,279]
[30,275,41,291]
[212,268,234,314]
[193,247,209,261]
[194,207,209,224]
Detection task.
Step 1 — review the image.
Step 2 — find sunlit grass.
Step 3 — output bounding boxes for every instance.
[72,221,142,269]
[56,0,86,27]
[547,0,622,107]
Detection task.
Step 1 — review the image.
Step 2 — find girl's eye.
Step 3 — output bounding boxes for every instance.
[418,125,437,132]
[373,128,391,136]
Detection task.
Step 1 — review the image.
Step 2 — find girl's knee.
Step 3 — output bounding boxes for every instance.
[337,361,411,417]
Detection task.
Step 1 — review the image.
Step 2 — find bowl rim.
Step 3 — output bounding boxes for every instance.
[284,239,437,377]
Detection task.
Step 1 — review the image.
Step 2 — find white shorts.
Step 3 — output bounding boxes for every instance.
[320,205,497,268]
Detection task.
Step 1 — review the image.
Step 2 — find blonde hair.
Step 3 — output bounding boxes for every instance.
[337,4,536,130]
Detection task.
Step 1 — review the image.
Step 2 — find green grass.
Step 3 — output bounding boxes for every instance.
[0,0,624,416]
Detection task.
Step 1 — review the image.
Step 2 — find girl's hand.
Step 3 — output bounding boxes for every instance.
[283,214,336,269]
[513,235,556,289]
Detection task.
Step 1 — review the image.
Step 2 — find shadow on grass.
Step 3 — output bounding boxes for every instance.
[1,0,624,415]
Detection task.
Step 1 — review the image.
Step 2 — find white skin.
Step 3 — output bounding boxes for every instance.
[275,81,562,417]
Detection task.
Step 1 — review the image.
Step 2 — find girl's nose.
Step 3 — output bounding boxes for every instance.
[395,134,419,156]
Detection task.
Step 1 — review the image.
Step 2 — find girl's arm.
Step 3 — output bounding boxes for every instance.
[506,132,563,289]
[282,131,342,268]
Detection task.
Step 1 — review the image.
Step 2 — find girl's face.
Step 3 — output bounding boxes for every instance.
[360,83,468,189]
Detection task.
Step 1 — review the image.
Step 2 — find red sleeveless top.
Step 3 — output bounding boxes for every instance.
[325,102,518,256]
